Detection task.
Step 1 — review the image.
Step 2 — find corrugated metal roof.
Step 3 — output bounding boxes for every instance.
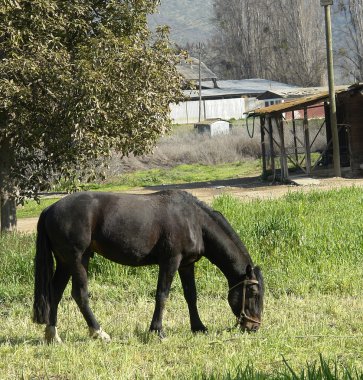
[183,88,258,99]
[176,57,217,81]
[194,118,229,125]
[257,85,348,99]
[183,78,296,99]
[203,78,297,92]
[246,87,351,116]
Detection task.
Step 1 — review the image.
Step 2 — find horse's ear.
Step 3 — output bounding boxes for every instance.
[246,264,253,278]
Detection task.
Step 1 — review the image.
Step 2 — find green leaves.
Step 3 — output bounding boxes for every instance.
[0,0,183,202]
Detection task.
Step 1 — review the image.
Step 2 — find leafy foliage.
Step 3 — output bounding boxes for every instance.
[0,0,183,202]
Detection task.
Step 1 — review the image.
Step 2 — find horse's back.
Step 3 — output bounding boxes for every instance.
[41,190,204,264]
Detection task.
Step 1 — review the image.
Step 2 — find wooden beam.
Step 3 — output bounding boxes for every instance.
[277,116,289,180]
[303,107,312,175]
[267,116,275,178]
[292,111,299,162]
[260,116,267,178]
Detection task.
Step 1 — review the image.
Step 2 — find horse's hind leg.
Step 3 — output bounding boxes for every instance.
[44,260,70,344]
[178,263,207,333]
[71,252,110,342]
[150,256,182,338]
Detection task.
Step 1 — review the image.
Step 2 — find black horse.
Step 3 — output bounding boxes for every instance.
[33,190,264,343]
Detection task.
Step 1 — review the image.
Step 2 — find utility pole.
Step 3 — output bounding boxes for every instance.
[198,42,202,122]
[321,0,341,177]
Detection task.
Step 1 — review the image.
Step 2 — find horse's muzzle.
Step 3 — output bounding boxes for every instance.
[241,320,260,333]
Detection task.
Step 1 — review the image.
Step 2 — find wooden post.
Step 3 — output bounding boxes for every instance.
[267,116,275,177]
[198,43,202,122]
[292,111,299,162]
[277,116,289,180]
[322,0,341,176]
[260,116,267,178]
[303,107,311,175]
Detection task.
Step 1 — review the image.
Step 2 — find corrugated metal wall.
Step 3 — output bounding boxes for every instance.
[170,98,263,124]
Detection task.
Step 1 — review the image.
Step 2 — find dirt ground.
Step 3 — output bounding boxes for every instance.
[16,175,363,234]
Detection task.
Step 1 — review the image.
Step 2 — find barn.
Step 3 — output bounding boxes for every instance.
[172,57,300,123]
[245,83,363,180]
[171,75,297,124]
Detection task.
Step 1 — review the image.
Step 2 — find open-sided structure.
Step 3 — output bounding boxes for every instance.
[246,84,363,180]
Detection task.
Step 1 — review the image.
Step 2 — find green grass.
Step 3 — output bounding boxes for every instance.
[17,198,61,219]
[2,187,363,379]
[17,161,261,218]
[88,161,261,191]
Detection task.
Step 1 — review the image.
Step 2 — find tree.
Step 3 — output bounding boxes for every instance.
[336,0,363,82]
[0,0,183,231]
[209,0,326,86]
[210,0,271,79]
[268,0,327,86]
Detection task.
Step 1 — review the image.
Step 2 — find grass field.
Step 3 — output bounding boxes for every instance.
[16,161,261,219]
[1,187,363,379]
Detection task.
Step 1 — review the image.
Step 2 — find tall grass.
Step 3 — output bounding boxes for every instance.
[1,188,363,379]
[197,355,362,379]
[106,125,261,176]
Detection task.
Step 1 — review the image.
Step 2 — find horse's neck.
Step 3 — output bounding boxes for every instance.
[202,223,251,287]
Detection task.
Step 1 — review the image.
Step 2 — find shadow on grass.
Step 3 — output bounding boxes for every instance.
[133,323,162,345]
[143,176,273,191]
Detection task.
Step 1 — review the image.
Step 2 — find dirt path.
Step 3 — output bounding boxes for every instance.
[16,176,363,234]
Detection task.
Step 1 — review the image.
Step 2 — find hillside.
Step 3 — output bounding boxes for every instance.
[148,0,214,45]
[149,0,346,47]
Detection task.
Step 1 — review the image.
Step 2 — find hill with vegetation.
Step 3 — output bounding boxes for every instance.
[148,0,214,45]
[149,0,345,46]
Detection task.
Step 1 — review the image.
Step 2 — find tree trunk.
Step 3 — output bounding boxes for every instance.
[0,137,17,233]
[0,194,17,232]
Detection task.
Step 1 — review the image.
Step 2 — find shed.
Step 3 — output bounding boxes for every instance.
[194,119,231,137]
[245,84,363,180]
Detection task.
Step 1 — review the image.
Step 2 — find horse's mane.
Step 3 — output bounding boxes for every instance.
[254,266,264,294]
[177,191,252,262]
[176,191,263,308]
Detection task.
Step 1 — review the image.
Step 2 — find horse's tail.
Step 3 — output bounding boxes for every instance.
[33,208,54,325]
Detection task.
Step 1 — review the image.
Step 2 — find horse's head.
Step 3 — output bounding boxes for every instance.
[228,264,264,332]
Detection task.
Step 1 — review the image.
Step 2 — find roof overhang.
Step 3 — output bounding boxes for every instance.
[246,88,348,117]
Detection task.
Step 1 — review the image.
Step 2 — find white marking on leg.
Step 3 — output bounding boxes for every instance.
[89,327,111,342]
[44,325,62,344]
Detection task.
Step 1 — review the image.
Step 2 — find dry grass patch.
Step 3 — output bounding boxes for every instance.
[106,126,261,176]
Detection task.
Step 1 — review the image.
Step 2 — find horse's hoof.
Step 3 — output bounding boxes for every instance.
[44,326,62,344]
[192,326,208,334]
[89,327,111,342]
[150,327,166,339]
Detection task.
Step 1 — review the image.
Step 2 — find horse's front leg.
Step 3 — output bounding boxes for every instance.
[150,256,181,338]
[179,263,207,333]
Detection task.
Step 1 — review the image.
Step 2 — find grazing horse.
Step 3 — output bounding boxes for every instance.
[33,190,264,343]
